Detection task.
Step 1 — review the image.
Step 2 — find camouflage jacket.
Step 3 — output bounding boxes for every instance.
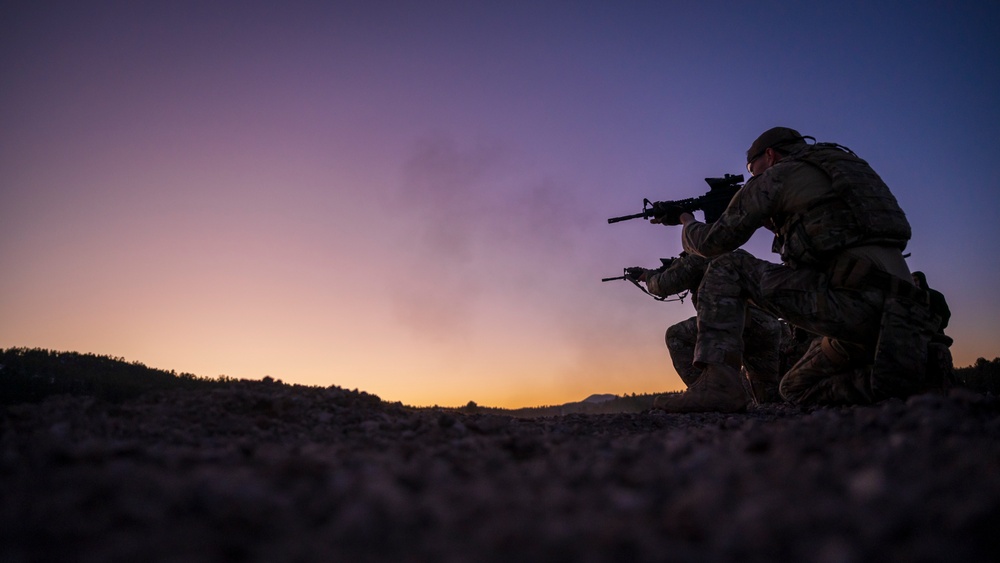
[682,144,910,269]
[645,253,709,301]
[646,249,757,304]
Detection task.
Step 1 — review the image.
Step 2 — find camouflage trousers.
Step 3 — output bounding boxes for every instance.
[667,309,781,389]
[695,252,885,405]
[779,323,816,376]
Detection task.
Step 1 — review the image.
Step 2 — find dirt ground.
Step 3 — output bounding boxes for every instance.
[2,381,999,562]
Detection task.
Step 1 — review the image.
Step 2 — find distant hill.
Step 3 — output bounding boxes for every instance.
[582,393,617,404]
[457,393,666,418]
[0,348,386,408]
[0,348,214,405]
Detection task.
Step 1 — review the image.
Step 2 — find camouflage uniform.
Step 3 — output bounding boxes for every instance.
[911,271,955,388]
[779,322,816,377]
[912,271,951,331]
[682,133,931,405]
[646,251,783,402]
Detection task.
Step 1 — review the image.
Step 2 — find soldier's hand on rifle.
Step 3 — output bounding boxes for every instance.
[649,203,688,226]
[624,267,649,283]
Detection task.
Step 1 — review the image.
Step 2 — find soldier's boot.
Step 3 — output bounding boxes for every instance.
[779,337,873,406]
[653,363,748,413]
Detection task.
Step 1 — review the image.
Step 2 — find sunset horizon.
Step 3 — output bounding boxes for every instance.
[4,2,998,410]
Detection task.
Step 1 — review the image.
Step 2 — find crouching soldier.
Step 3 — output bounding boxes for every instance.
[653,127,942,412]
[633,250,783,408]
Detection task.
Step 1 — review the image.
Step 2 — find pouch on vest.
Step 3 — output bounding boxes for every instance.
[927,329,955,390]
[870,294,935,400]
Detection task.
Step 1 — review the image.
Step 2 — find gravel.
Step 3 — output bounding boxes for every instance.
[3,381,999,562]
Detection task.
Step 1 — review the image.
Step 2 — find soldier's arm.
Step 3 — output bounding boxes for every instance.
[646,255,709,297]
[681,176,777,258]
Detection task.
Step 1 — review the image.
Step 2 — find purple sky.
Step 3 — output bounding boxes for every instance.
[3,1,999,407]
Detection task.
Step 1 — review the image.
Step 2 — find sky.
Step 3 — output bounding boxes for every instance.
[3,1,999,408]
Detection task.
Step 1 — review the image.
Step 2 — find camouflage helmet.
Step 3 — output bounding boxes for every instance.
[747,127,811,163]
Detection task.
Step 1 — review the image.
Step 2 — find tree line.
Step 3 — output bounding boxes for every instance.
[0,348,212,404]
[2,347,999,409]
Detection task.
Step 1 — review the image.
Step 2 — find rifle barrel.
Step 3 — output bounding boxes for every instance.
[607,211,648,224]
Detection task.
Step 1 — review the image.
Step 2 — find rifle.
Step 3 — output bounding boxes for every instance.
[602,257,687,302]
[607,173,744,225]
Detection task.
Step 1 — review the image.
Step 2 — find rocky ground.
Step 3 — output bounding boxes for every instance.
[2,381,1000,562]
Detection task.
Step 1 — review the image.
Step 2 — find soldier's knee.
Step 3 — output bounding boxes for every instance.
[666,319,696,344]
[709,251,741,267]
[666,324,683,341]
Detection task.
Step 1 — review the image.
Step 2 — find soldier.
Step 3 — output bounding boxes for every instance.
[911,270,955,386]
[912,271,951,331]
[632,251,783,406]
[653,127,936,412]
[778,322,816,378]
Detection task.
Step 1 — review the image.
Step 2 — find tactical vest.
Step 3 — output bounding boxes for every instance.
[773,143,911,268]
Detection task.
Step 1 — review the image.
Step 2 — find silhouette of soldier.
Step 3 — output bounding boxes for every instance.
[632,250,783,405]
[911,270,955,386]
[911,271,951,331]
[652,127,939,412]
